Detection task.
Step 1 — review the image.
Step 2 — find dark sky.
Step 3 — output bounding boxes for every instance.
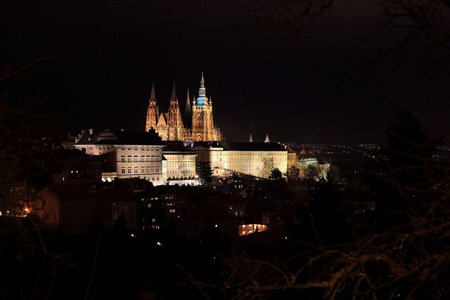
[2,0,449,144]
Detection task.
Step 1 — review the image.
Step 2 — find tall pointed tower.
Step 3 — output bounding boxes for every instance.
[167,81,184,141]
[145,73,222,141]
[145,81,159,132]
[185,87,192,116]
[191,72,215,141]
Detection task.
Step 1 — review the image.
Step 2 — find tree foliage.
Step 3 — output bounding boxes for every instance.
[196,160,213,183]
[241,0,333,36]
[261,157,275,178]
[375,0,450,74]
[269,167,283,180]
[304,164,319,180]
[285,165,301,179]
[242,0,450,74]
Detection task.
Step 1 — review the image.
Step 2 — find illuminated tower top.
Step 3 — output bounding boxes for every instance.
[149,81,157,104]
[186,87,191,115]
[170,81,178,102]
[196,72,209,106]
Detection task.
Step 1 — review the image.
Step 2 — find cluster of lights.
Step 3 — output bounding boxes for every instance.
[239,224,268,236]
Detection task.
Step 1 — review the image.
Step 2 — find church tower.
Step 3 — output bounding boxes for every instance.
[145,82,159,132]
[167,82,184,141]
[192,72,217,141]
[185,87,192,116]
[145,72,222,141]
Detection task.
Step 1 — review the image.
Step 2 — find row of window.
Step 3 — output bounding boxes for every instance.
[167,169,195,175]
[121,155,161,163]
[120,146,161,151]
[167,162,194,167]
[229,157,286,162]
[120,167,160,174]
[229,152,286,156]
[140,197,159,201]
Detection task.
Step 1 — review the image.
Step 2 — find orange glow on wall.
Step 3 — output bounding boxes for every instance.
[239,224,268,236]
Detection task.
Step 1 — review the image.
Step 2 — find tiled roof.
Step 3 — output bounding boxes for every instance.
[163,142,195,153]
[76,129,163,146]
[115,131,163,145]
[191,141,287,151]
[218,141,286,151]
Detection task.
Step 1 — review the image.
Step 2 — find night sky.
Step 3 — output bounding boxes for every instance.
[2,0,449,144]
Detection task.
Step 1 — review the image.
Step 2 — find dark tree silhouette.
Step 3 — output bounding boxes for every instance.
[304,164,318,180]
[285,165,300,179]
[269,168,283,180]
[196,161,213,184]
[309,175,348,244]
[368,109,444,225]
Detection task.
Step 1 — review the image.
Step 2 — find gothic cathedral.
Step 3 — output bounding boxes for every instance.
[145,73,223,141]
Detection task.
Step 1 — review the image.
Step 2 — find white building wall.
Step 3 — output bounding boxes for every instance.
[206,148,288,178]
[116,145,164,186]
[74,144,165,186]
[165,153,196,180]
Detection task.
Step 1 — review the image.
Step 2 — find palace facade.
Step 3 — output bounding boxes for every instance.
[192,141,288,178]
[145,73,223,142]
[74,129,166,185]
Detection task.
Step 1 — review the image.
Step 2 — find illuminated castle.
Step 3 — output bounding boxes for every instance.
[145,73,223,141]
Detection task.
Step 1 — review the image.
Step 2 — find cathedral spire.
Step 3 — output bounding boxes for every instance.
[200,71,205,88]
[145,81,159,132]
[186,87,191,115]
[170,81,178,102]
[196,72,208,105]
[150,81,156,102]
